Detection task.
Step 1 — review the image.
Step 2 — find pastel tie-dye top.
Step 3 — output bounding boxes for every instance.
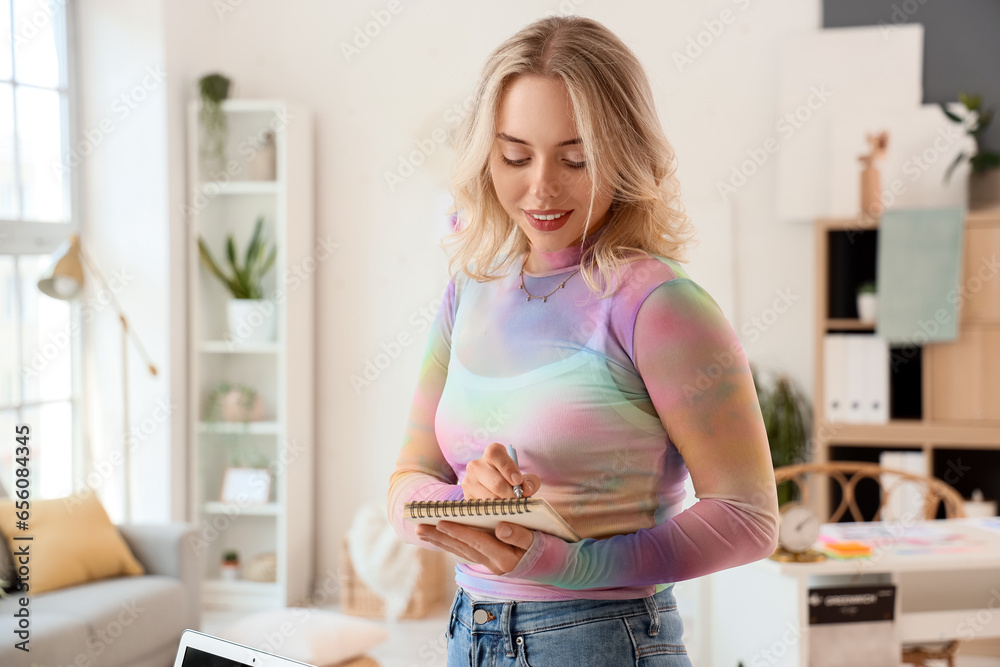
[387,225,779,601]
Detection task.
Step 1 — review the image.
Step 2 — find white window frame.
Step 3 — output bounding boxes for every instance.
[0,0,86,495]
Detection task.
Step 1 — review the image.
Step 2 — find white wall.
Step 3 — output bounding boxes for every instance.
[75,0,173,523]
[76,0,821,584]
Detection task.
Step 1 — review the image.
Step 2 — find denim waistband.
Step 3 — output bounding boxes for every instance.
[445,584,676,659]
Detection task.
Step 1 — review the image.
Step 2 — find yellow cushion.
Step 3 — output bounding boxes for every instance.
[0,492,144,594]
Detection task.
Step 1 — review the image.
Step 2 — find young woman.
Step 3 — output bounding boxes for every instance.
[387,15,779,666]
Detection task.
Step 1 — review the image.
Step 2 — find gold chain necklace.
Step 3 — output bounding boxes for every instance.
[518,256,581,303]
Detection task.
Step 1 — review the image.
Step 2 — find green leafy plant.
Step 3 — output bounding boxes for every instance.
[198,215,277,299]
[203,381,259,423]
[751,364,812,506]
[199,73,231,171]
[202,380,270,469]
[857,280,877,295]
[223,550,239,564]
[941,92,1000,183]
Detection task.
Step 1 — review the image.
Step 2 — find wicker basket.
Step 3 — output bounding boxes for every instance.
[339,538,448,619]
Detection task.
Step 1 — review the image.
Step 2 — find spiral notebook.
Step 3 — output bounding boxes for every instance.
[404,497,582,542]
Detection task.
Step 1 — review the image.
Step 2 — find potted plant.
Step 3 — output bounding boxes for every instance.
[204,381,265,423]
[198,73,232,174]
[856,280,878,323]
[941,92,1000,209]
[751,364,812,506]
[197,215,278,343]
[221,550,240,581]
[203,381,272,500]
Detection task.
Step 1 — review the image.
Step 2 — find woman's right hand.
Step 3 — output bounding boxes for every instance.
[462,442,542,500]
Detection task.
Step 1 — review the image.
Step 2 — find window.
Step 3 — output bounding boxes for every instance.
[0,0,81,498]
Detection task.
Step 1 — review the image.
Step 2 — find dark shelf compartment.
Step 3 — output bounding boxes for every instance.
[827,229,878,320]
[932,448,1000,518]
[889,345,922,420]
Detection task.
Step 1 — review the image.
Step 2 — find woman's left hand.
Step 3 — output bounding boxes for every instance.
[416,521,534,575]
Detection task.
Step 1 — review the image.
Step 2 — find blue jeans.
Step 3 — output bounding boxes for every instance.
[445,585,692,666]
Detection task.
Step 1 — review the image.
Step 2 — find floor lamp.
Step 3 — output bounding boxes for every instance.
[37,234,158,522]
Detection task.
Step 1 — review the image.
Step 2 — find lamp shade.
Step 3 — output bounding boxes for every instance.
[37,234,85,301]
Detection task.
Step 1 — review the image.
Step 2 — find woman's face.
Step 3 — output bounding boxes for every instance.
[490,74,614,259]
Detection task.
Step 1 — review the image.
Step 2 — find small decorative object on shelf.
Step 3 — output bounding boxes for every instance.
[243,552,278,583]
[966,488,998,518]
[250,131,277,181]
[221,550,240,581]
[858,130,889,223]
[197,215,278,343]
[856,281,878,323]
[204,381,265,423]
[220,467,271,504]
[198,73,232,174]
[942,92,1000,210]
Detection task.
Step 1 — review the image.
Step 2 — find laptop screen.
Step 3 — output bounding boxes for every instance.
[181,646,254,667]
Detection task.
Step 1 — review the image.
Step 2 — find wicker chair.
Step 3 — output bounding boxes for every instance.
[773,461,967,522]
[773,461,967,667]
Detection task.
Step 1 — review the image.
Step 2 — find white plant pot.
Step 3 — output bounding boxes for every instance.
[220,564,240,581]
[227,298,277,343]
[857,293,878,323]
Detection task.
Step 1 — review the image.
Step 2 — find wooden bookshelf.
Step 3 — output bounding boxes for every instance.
[812,211,1000,520]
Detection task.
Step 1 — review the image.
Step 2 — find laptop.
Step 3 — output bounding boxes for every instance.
[173,629,316,667]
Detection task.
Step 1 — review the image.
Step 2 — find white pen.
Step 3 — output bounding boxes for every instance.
[506,443,524,498]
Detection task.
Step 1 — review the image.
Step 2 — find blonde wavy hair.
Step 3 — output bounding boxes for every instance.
[442,15,696,299]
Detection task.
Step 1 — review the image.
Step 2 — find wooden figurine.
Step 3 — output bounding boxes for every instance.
[859,131,889,222]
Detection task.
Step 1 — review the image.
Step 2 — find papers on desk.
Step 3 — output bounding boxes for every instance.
[822,334,889,423]
[820,521,989,556]
[968,516,1000,536]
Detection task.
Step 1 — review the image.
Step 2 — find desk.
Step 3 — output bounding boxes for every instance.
[707,518,1000,667]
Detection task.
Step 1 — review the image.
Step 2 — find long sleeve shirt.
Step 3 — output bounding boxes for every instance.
[387,226,779,601]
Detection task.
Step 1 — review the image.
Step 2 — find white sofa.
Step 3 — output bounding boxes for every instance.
[0,482,201,667]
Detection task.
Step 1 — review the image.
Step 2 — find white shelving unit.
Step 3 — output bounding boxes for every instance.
[186,98,315,610]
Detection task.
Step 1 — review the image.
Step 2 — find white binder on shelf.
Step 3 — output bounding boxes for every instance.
[844,335,868,423]
[865,336,890,424]
[823,334,848,422]
[832,334,891,424]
